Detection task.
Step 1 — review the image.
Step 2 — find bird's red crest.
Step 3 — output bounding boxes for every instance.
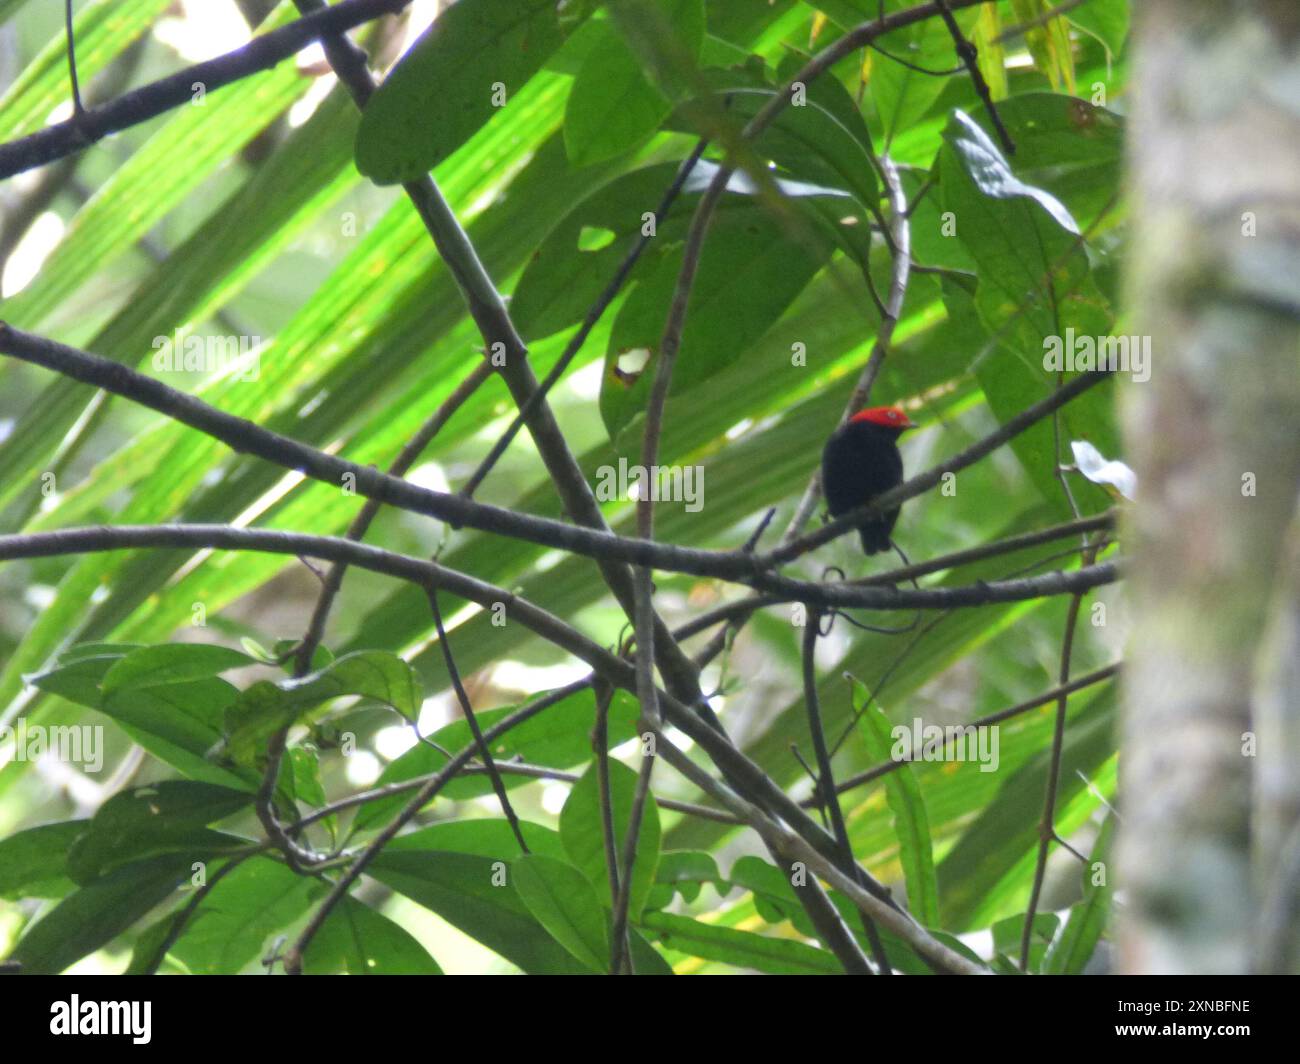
[850,406,915,429]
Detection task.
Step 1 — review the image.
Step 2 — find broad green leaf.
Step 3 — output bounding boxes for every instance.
[510,162,697,342]
[939,107,1117,513]
[725,855,936,974]
[869,10,963,149]
[354,686,640,830]
[375,821,671,974]
[599,206,830,441]
[511,853,609,971]
[942,107,1081,258]
[8,856,191,974]
[303,896,444,975]
[164,857,323,974]
[668,76,880,212]
[560,758,661,920]
[102,644,258,694]
[220,650,422,766]
[368,821,593,974]
[607,0,706,98]
[646,849,728,908]
[976,93,1124,228]
[355,0,575,183]
[65,782,252,884]
[26,646,255,790]
[287,746,328,809]
[24,647,133,709]
[1069,0,1129,60]
[564,0,705,165]
[868,3,977,149]
[0,820,85,899]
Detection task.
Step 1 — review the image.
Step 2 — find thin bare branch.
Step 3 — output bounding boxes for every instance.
[0,0,413,179]
[0,323,1114,581]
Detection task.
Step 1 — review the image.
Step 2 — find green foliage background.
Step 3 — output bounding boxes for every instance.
[0,0,1130,974]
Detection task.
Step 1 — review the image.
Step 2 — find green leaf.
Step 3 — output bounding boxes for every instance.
[1010,0,1077,93]
[1043,813,1116,973]
[976,93,1125,228]
[939,107,1117,513]
[272,639,334,673]
[869,11,960,148]
[287,746,328,812]
[725,856,936,975]
[943,107,1081,250]
[937,685,1118,930]
[24,645,135,707]
[101,644,258,694]
[0,821,85,899]
[104,680,251,787]
[1069,0,1129,59]
[511,162,691,341]
[304,897,444,975]
[608,0,706,98]
[8,856,191,974]
[972,4,1008,102]
[66,781,252,884]
[355,0,575,183]
[0,0,171,143]
[641,910,841,974]
[992,912,1060,973]
[368,820,593,974]
[27,645,255,790]
[560,758,661,920]
[668,74,879,211]
[0,89,362,519]
[511,854,609,971]
[354,686,640,829]
[599,205,829,441]
[2,3,311,333]
[164,857,323,974]
[850,678,940,927]
[649,849,728,907]
[220,650,422,766]
[564,0,705,165]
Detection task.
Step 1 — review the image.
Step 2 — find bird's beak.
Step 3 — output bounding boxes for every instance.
[899,415,917,430]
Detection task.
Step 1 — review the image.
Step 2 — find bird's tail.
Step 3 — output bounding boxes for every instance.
[859,525,892,555]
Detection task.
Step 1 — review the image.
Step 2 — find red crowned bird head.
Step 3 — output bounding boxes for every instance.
[850,406,915,432]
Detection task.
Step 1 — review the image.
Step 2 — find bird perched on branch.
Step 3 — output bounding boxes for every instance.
[821,406,915,555]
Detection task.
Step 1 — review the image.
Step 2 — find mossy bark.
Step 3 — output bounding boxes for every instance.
[1119,0,1300,973]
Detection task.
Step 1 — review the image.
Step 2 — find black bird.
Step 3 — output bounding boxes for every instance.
[821,406,915,555]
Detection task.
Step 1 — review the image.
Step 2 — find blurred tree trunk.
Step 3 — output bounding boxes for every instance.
[1119,0,1300,973]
